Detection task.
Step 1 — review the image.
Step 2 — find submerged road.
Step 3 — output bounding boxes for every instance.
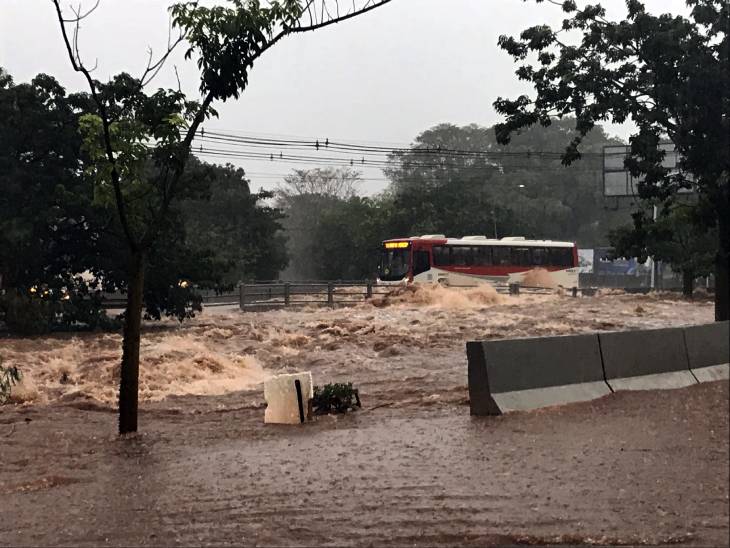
[1,381,728,547]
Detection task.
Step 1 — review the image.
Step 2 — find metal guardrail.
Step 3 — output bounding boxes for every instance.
[239,281,392,311]
[101,292,240,309]
[98,279,712,313]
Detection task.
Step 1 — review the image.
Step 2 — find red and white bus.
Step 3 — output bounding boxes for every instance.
[377,235,579,288]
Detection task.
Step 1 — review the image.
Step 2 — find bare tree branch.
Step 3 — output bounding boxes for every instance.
[59,0,99,22]
[293,0,391,33]
[173,65,182,93]
[51,0,139,252]
[138,16,185,88]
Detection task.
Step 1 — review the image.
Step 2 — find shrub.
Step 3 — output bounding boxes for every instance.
[0,290,121,335]
[312,382,361,415]
[0,292,54,335]
[54,293,123,332]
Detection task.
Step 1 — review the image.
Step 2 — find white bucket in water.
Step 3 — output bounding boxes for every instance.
[264,372,313,424]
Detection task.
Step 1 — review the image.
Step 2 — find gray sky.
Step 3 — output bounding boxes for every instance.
[1,0,688,194]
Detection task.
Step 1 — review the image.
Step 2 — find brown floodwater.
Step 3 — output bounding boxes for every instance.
[1,287,717,409]
[1,288,727,546]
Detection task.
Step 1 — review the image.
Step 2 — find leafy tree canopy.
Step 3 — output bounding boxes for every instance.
[494,0,729,319]
[385,119,624,244]
[0,69,287,329]
[610,203,716,296]
[0,68,96,295]
[180,159,288,285]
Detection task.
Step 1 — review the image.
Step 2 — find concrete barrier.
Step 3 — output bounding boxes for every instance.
[467,334,611,415]
[683,321,730,383]
[598,327,697,391]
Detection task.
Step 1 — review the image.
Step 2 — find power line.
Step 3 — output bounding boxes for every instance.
[196,128,605,159]
[194,147,601,172]
[198,126,414,148]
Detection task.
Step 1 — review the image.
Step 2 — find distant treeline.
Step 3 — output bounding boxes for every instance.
[277,120,633,280]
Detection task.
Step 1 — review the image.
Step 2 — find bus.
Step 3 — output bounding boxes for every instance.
[377,235,579,288]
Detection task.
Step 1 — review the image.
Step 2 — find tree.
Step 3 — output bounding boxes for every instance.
[0,68,284,333]
[310,196,394,279]
[0,69,88,292]
[276,167,362,279]
[277,167,360,203]
[180,159,288,285]
[51,0,393,434]
[384,120,623,243]
[384,123,507,237]
[493,0,729,320]
[0,68,114,332]
[610,204,716,296]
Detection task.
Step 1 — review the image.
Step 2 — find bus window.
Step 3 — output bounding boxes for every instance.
[433,246,450,266]
[379,247,410,281]
[512,247,531,266]
[532,247,548,266]
[451,246,472,266]
[474,246,492,266]
[492,246,510,265]
[548,247,573,267]
[413,250,430,276]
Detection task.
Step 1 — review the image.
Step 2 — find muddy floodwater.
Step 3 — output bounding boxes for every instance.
[1,288,728,546]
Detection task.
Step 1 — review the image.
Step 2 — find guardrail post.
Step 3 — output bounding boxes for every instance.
[509,283,520,295]
[366,281,373,299]
[327,282,334,308]
[284,282,291,307]
[239,283,246,310]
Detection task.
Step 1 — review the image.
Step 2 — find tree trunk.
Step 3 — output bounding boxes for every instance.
[716,215,729,322]
[118,252,146,434]
[682,269,694,298]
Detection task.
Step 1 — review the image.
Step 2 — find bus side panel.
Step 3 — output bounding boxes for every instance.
[412,267,579,288]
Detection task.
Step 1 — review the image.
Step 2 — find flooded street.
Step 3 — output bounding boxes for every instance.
[1,288,717,409]
[1,290,728,545]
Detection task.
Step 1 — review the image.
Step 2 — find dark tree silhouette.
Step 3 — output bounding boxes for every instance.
[494,0,729,320]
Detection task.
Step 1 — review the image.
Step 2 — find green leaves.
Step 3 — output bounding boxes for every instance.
[170,0,304,101]
[609,204,717,282]
[312,382,361,415]
[493,0,729,243]
[520,25,556,50]
[76,76,202,243]
[179,159,287,286]
[0,70,100,302]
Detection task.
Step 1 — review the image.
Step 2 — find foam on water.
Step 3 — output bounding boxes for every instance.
[0,289,714,407]
[2,333,266,405]
[521,268,559,288]
[372,283,505,309]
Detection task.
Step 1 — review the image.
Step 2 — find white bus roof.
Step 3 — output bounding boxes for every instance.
[416,235,574,248]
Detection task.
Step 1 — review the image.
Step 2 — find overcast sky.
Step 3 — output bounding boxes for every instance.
[1,0,688,194]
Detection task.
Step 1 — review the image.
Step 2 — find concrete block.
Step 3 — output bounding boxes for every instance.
[467,333,610,415]
[599,328,696,391]
[264,372,313,424]
[684,321,730,383]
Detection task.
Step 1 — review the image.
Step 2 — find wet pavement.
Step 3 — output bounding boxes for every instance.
[1,381,728,546]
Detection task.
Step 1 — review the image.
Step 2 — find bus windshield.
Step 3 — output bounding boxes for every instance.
[379,247,410,281]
